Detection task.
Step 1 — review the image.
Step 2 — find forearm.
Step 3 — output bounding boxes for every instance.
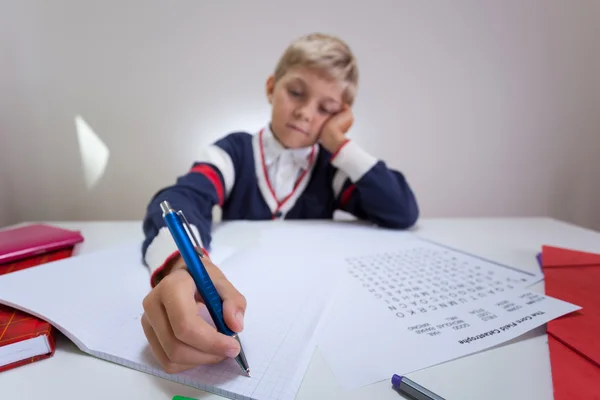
[330,140,419,229]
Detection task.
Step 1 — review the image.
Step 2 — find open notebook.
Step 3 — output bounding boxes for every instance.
[0,241,342,400]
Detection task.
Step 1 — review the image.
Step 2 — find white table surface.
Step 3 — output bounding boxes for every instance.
[1,217,599,400]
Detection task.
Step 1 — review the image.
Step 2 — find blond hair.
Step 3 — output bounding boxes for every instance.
[273,33,359,105]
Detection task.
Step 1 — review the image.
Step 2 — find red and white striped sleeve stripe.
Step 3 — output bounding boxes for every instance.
[190,144,236,206]
[145,224,203,283]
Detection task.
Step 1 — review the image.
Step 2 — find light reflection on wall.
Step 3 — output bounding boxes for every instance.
[75,115,110,190]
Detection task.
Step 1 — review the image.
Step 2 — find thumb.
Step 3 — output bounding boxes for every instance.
[219,280,247,333]
[203,255,247,333]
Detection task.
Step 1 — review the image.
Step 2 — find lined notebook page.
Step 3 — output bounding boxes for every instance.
[0,242,341,400]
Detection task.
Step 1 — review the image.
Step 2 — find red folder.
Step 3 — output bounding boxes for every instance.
[541,245,600,400]
[0,224,83,372]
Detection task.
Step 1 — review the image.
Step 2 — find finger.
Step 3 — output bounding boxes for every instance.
[145,298,229,365]
[161,269,241,357]
[339,108,354,132]
[141,313,198,374]
[144,272,237,365]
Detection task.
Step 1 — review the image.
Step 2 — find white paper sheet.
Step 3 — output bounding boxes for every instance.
[0,242,344,400]
[316,240,580,390]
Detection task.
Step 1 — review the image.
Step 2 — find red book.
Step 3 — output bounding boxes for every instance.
[0,223,84,264]
[0,224,83,373]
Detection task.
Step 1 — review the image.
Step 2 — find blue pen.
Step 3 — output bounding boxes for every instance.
[160,200,251,377]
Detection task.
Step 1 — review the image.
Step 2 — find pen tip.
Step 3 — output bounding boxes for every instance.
[246,369,251,377]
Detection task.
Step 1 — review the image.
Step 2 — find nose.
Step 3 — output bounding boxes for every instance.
[293,103,313,122]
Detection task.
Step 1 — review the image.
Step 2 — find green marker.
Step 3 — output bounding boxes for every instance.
[172,396,195,400]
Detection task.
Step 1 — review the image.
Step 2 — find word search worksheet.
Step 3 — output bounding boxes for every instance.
[318,238,580,390]
[345,241,539,320]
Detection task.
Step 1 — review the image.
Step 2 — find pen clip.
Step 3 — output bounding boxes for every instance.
[176,210,204,257]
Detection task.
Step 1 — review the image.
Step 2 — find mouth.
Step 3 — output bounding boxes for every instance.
[286,123,309,136]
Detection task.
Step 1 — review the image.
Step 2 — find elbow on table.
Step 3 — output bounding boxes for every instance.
[380,197,420,230]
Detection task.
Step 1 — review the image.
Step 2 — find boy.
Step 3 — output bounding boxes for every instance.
[140,33,419,374]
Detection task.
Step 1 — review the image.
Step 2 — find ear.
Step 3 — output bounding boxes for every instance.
[266,75,275,104]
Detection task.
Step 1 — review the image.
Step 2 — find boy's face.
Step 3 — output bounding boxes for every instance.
[266,67,344,148]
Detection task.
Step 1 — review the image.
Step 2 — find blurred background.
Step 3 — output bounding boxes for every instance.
[1,0,599,230]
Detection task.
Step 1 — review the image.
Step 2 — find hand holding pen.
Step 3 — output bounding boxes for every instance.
[140,202,249,375]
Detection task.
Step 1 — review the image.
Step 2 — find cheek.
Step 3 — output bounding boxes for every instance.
[311,114,329,131]
[274,92,292,110]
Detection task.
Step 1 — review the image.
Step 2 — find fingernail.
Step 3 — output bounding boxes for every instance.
[236,311,244,329]
[226,347,240,358]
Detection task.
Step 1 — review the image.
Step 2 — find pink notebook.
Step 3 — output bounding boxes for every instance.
[0,224,84,265]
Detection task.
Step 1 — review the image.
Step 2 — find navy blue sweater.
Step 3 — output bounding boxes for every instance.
[141,127,419,281]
